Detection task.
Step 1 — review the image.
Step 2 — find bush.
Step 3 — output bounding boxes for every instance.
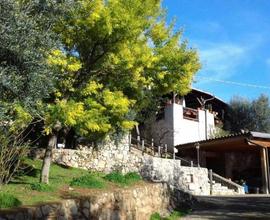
[70,174,106,189]
[0,193,22,208]
[150,212,162,220]
[30,183,54,192]
[167,210,187,219]
[124,172,141,183]
[104,171,141,186]
[150,211,188,220]
[18,162,39,177]
[104,172,126,184]
[0,132,29,185]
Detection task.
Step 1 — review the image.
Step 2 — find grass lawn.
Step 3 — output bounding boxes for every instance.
[0,158,142,207]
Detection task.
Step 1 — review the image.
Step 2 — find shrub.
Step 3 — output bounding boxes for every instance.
[167,210,187,219]
[0,193,22,208]
[150,211,188,220]
[104,172,126,185]
[104,171,141,186]
[30,183,54,192]
[18,162,39,177]
[0,132,29,185]
[124,172,141,183]
[70,174,106,189]
[150,212,162,220]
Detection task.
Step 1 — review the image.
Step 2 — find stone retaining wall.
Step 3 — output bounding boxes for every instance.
[0,183,194,220]
[31,137,243,196]
[32,146,210,195]
[141,157,210,195]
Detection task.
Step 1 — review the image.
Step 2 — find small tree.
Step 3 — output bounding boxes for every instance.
[0,130,28,186]
[227,94,270,133]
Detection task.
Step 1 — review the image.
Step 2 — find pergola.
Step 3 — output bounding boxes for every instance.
[176,131,270,194]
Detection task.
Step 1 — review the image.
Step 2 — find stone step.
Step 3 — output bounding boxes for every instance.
[213,183,221,187]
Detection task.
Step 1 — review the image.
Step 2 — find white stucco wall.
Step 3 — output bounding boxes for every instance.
[152,103,216,151]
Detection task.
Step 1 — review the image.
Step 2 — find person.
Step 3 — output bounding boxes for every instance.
[242,180,249,194]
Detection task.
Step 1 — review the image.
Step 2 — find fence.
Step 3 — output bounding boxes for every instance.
[208,169,244,194]
[130,135,197,167]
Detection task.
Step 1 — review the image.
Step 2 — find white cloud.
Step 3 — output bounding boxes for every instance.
[198,43,247,79]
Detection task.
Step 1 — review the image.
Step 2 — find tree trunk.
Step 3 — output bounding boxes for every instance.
[40,133,57,184]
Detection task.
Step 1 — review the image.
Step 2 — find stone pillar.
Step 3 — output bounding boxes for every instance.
[260,147,269,194]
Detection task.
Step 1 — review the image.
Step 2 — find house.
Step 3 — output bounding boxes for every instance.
[175,131,270,194]
[144,88,227,151]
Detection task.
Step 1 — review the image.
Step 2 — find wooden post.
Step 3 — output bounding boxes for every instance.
[128,133,132,152]
[151,138,154,155]
[165,144,168,159]
[266,148,270,192]
[260,147,269,194]
[141,139,145,155]
[209,169,213,195]
[191,161,193,167]
[158,146,161,157]
[137,135,140,148]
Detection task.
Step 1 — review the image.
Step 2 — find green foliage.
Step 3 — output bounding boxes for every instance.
[46,0,200,137]
[70,174,106,189]
[123,172,142,183]
[30,183,54,192]
[164,211,187,220]
[0,130,29,185]
[210,127,230,139]
[150,212,162,220]
[0,193,22,208]
[1,158,90,205]
[150,211,188,220]
[18,162,39,178]
[104,171,141,186]
[1,0,200,184]
[227,94,270,133]
[0,0,69,115]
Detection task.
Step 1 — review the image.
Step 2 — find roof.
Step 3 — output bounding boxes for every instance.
[176,131,270,150]
[250,131,270,139]
[191,88,227,105]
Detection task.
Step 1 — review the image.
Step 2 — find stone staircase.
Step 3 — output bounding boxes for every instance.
[130,137,244,196]
[210,172,245,195]
[211,181,239,195]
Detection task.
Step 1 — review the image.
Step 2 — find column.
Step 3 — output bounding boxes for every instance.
[260,147,269,194]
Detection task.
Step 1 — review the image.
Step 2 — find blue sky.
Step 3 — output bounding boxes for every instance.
[163,0,270,102]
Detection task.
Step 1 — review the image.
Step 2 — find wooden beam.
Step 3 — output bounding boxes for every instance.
[260,147,269,194]
[251,140,270,148]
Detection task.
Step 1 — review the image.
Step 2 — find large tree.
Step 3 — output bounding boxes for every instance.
[0,0,72,183]
[0,0,71,126]
[227,94,270,133]
[39,0,201,183]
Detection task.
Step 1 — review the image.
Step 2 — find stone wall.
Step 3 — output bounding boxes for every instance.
[31,137,243,196]
[31,136,141,174]
[0,183,194,220]
[141,157,210,195]
[32,146,210,196]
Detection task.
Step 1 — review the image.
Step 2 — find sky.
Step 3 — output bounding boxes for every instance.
[163,0,270,102]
